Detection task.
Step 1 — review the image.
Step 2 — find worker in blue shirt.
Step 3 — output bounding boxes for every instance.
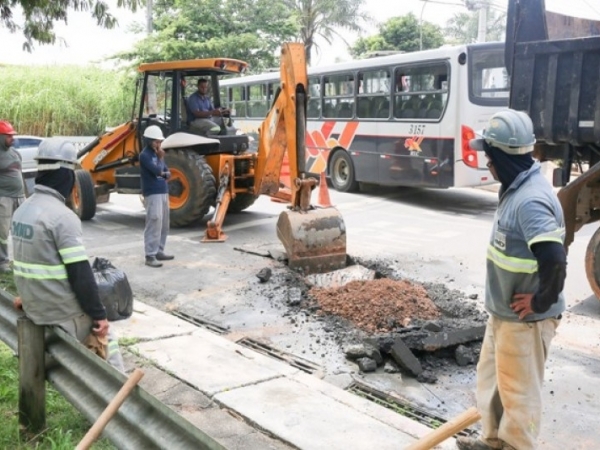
[187,78,229,135]
[139,126,174,268]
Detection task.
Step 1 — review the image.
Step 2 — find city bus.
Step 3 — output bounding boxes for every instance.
[219,42,509,192]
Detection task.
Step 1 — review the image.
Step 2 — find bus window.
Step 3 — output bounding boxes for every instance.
[308,76,321,118]
[230,85,246,118]
[323,73,354,119]
[393,63,448,120]
[248,83,269,118]
[468,45,510,106]
[357,69,390,118]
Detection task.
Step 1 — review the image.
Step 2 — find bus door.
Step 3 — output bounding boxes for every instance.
[379,65,450,187]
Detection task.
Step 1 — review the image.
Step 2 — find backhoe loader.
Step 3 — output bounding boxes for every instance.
[73,43,346,274]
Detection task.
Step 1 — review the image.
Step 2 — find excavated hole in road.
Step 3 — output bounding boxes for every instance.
[256,255,489,384]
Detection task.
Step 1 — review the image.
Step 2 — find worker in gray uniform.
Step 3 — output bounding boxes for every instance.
[458,109,567,450]
[0,120,25,273]
[11,138,124,371]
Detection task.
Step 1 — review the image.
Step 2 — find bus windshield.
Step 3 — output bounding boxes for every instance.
[468,45,510,106]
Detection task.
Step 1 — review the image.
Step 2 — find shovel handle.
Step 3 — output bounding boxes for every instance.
[75,368,145,450]
[404,406,482,450]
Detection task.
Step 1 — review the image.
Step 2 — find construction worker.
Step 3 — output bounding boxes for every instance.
[458,110,567,450]
[11,138,124,371]
[140,125,174,268]
[0,120,25,273]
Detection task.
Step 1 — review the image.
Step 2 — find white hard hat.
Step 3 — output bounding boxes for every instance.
[143,125,165,140]
[470,109,536,155]
[35,137,78,171]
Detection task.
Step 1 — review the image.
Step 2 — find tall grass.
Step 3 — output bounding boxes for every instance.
[0,65,136,136]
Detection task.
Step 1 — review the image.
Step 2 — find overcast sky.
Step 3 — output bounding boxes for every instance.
[0,0,598,68]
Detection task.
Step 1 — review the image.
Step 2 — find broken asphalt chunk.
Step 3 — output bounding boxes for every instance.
[357,357,377,373]
[390,338,423,377]
[421,325,486,352]
[256,267,272,283]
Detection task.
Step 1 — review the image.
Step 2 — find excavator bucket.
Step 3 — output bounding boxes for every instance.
[276,207,347,274]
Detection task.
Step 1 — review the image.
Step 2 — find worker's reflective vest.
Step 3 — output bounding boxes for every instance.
[12,185,89,325]
[485,162,566,322]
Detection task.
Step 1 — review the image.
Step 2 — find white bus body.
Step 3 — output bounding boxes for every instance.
[219,42,509,191]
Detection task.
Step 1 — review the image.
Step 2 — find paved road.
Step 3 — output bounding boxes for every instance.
[84,185,600,449]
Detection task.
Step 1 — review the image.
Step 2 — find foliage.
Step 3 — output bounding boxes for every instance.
[444,8,507,44]
[282,0,371,65]
[0,65,135,136]
[115,0,298,72]
[0,341,115,449]
[0,0,141,51]
[350,13,444,58]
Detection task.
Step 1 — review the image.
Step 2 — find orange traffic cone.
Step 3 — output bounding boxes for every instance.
[317,171,332,207]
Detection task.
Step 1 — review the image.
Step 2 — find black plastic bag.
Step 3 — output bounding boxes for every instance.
[92,257,134,321]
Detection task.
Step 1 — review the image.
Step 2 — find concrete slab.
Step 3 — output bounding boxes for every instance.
[305,264,376,288]
[110,302,197,340]
[215,377,429,450]
[289,371,455,449]
[132,328,298,396]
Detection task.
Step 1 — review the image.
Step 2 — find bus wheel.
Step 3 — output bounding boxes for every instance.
[585,227,600,300]
[330,150,359,193]
[69,169,97,221]
[166,150,216,227]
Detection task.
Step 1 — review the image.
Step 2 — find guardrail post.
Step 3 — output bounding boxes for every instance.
[17,317,46,433]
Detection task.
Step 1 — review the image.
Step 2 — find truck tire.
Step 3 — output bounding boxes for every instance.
[330,150,359,193]
[70,169,97,221]
[228,193,257,213]
[165,150,216,227]
[585,226,600,300]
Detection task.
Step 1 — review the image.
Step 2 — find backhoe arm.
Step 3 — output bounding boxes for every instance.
[253,43,316,209]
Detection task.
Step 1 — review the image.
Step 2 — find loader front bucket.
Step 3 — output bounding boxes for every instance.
[276,208,347,274]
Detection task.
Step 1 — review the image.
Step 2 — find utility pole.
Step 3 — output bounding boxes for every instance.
[477,1,488,43]
[146,0,157,115]
[419,0,429,51]
[465,0,488,43]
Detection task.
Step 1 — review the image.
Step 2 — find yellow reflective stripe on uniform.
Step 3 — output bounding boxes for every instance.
[58,246,88,264]
[487,245,538,274]
[13,260,68,279]
[528,228,565,248]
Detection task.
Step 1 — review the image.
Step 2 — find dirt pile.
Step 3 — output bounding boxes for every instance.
[309,278,441,333]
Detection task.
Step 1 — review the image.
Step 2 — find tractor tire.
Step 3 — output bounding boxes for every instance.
[69,169,97,221]
[228,193,257,213]
[165,150,216,227]
[330,150,359,193]
[585,226,600,300]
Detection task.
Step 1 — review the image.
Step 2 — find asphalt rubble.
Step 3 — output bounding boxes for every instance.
[113,254,488,450]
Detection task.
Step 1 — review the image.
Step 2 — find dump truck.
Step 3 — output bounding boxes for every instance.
[505,0,600,297]
[72,43,346,274]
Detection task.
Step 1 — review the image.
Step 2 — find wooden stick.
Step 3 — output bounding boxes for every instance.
[76,368,145,450]
[405,407,482,450]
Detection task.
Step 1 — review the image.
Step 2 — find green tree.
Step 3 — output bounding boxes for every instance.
[350,13,444,58]
[444,8,506,44]
[0,0,141,51]
[117,0,298,71]
[283,0,371,65]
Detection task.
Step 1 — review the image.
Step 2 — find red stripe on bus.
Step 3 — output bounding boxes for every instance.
[321,121,335,139]
[338,122,359,148]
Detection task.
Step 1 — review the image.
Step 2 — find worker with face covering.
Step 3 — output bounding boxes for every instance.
[11,138,124,371]
[0,120,25,273]
[456,109,567,450]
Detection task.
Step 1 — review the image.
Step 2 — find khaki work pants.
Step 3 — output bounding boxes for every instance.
[0,196,24,265]
[477,315,560,450]
[59,314,125,372]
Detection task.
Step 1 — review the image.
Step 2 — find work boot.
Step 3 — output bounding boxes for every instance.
[456,437,497,450]
[145,257,163,268]
[156,252,174,261]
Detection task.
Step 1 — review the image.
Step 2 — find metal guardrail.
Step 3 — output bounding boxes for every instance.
[0,289,225,450]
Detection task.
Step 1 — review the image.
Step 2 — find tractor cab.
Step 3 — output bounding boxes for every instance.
[135,58,251,156]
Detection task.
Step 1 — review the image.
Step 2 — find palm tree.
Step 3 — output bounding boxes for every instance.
[284,0,371,65]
